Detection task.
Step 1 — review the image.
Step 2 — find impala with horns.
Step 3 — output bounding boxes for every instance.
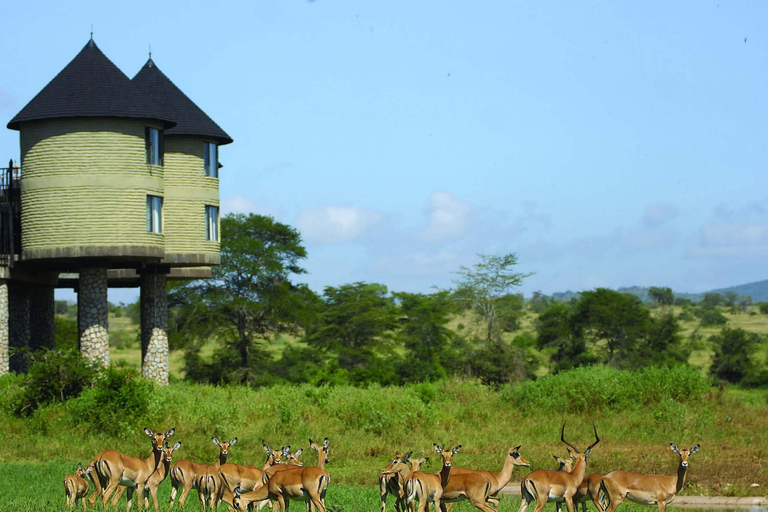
[518,422,600,512]
[169,437,236,510]
[404,444,461,512]
[553,452,603,512]
[92,427,176,510]
[448,444,530,510]
[599,444,700,512]
[64,463,90,510]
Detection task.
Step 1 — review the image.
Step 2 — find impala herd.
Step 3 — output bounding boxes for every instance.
[62,423,699,512]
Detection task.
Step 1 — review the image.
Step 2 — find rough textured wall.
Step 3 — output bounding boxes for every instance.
[140,271,168,385]
[0,283,8,375]
[8,282,30,372]
[78,268,109,366]
[19,118,165,257]
[163,137,220,262]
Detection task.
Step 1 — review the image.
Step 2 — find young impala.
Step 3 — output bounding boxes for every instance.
[64,463,90,510]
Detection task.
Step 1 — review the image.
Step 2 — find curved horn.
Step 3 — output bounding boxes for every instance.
[586,422,600,452]
[560,422,580,454]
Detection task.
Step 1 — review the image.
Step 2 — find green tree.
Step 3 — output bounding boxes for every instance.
[528,291,551,314]
[736,295,752,314]
[702,293,723,308]
[394,291,456,383]
[648,286,674,307]
[573,288,651,367]
[305,282,398,384]
[178,214,314,385]
[723,291,738,308]
[450,253,533,342]
[633,313,689,367]
[536,302,597,372]
[709,327,760,384]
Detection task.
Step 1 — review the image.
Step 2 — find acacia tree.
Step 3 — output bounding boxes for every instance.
[175,213,315,385]
[648,286,674,307]
[451,253,533,342]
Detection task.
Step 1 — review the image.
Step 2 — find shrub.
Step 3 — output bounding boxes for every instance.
[694,306,727,326]
[709,328,760,384]
[12,349,95,416]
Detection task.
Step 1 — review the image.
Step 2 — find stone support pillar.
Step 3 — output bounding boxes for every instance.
[9,282,30,372]
[0,282,8,375]
[140,270,168,385]
[78,268,109,366]
[29,284,56,351]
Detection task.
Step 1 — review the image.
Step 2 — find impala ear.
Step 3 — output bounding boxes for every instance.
[295,449,303,456]
[165,428,175,438]
[234,487,242,496]
[452,445,462,454]
[77,462,82,470]
[229,438,238,445]
[263,443,272,453]
[282,446,291,456]
[690,444,700,454]
[212,437,221,446]
[404,451,413,459]
[324,438,329,448]
[144,428,155,437]
[433,444,442,453]
[515,445,522,451]
[173,442,182,450]
[670,443,681,454]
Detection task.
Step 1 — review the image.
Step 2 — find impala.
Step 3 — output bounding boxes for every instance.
[93,427,176,510]
[518,422,600,512]
[553,451,603,512]
[379,452,413,512]
[219,442,283,499]
[266,437,330,512]
[599,444,700,512]
[111,442,183,510]
[449,445,530,510]
[64,463,90,510]
[404,444,461,512]
[170,437,236,510]
[381,456,429,512]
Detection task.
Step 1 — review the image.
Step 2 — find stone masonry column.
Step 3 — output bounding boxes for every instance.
[9,282,30,373]
[78,268,109,366]
[140,270,168,385]
[0,282,8,375]
[29,284,56,351]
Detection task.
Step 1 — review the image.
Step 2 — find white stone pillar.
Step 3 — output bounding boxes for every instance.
[140,270,168,385]
[78,268,109,366]
[0,282,8,375]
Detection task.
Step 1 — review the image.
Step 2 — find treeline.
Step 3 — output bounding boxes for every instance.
[163,214,767,389]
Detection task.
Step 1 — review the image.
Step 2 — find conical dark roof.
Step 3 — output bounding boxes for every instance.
[7,39,175,130]
[133,58,233,145]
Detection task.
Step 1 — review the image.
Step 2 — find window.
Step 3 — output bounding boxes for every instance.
[204,142,218,177]
[205,205,219,241]
[146,195,163,233]
[145,127,164,166]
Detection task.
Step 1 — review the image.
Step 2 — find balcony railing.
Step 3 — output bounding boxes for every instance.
[0,159,21,267]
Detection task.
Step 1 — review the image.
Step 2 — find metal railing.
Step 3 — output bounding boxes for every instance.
[0,159,21,267]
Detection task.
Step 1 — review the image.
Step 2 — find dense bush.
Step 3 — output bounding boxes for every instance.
[11,348,95,416]
[695,306,727,326]
[709,328,761,385]
[501,365,708,413]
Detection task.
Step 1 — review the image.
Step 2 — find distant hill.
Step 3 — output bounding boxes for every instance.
[550,279,768,303]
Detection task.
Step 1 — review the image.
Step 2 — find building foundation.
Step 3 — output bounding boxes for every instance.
[8,282,30,372]
[140,269,168,385]
[29,284,55,351]
[78,267,109,366]
[0,282,8,375]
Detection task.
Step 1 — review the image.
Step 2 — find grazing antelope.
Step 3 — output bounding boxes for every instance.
[64,463,90,510]
[404,444,461,512]
[112,442,183,510]
[599,444,700,512]
[266,437,330,512]
[169,437,236,510]
[379,452,413,512]
[93,427,176,511]
[448,445,530,510]
[518,422,600,512]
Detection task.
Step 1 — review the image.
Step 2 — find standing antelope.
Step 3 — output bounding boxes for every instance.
[379,452,413,512]
[219,442,283,501]
[381,456,429,512]
[448,445,530,510]
[599,444,700,512]
[93,427,176,511]
[266,437,330,512]
[404,444,461,512]
[553,451,603,512]
[518,422,600,512]
[170,437,236,510]
[112,441,183,510]
[64,463,90,510]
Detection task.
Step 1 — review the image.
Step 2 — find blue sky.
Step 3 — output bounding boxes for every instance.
[1,1,767,304]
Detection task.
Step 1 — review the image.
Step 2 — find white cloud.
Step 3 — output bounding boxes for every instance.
[296,205,383,243]
[643,202,678,227]
[419,191,474,242]
[221,195,281,218]
[688,201,768,259]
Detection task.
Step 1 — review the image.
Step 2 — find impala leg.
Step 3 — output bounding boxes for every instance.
[169,483,178,509]
[565,497,575,512]
[178,485,193,510]
[124,487,135,512]
[658,502,666,512]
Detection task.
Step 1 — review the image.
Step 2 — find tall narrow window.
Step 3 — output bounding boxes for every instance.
[205,205,219,241]
[146,195,163,233]
[145,127,164,166]
[204,142,218,177]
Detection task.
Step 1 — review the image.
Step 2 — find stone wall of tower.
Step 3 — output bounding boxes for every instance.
[78,268,109,366]
[140,271,168,385]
